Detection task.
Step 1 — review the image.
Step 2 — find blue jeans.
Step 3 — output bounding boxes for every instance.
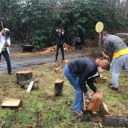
[0,50,12,73]
[63,65,83,112]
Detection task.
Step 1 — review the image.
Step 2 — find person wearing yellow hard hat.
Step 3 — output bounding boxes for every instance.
[0,28,12,74]
[101,30,128,92]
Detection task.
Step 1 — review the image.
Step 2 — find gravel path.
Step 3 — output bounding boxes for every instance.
[0,49,85,73]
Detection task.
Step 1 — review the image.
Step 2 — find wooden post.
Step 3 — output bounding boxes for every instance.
[54,79,64,96]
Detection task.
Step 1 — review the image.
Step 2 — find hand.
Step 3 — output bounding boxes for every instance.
[56,29,58,32]
[5,42,9,47]
[101,51,109,59]
[85,91,93,102]
[1,28,6,34]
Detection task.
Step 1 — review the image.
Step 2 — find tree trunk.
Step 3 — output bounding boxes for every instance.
[104,115,128,127]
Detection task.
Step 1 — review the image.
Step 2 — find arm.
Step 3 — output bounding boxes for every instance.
[5,37,11,47]
[87,78,97,93]
[0,28,6,35]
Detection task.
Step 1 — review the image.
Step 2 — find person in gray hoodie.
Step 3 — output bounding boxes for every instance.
[101,30,128,92]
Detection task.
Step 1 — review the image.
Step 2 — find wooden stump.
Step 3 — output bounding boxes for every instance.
[16,71,33,87]
[54,79,64,96]
[94,76,107,83]
[104,115,128,127]
[87,92,103,113]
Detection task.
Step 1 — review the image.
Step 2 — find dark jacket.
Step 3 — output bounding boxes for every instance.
[55,32,64,45]
[67,58,98,92]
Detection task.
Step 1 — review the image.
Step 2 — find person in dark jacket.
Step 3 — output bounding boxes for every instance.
[101,30,128,92]
[63,58,110,115]
[74,33,81,50]
[55,28,65,62]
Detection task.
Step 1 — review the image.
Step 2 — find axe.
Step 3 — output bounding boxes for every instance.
[83,93,86,111]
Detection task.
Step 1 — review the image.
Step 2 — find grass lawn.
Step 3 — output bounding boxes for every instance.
[0,59,128,128]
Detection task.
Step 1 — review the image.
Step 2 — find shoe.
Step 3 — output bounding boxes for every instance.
[8,72,13,75]
[73,110,84,116]
[111,87,120,92]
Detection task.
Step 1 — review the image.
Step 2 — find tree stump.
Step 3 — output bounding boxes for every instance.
[87,92,103,113]
[54,79,64,96]
[16,71,33,87]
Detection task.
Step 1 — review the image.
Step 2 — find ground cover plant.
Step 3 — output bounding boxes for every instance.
[0,58,128,128]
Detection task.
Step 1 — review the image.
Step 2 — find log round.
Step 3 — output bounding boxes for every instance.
[16,71,33,86]
[54,79,64,96]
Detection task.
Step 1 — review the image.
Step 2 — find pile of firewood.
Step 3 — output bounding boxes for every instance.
[44,43,74,53]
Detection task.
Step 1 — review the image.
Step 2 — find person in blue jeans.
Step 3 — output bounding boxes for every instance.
[0,28,12,74]
[63,58,110,115]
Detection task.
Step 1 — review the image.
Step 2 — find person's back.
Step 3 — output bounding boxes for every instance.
[104,34,127,53]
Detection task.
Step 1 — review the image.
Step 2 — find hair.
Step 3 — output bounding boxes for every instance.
[95,59,110,71]
[101,30,108,37]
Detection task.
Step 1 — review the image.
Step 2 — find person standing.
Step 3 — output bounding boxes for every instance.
[101,30,128,92]
[63,58,110,115]
[0,28,12,74]
[74,33,81,50]
[55,28,65,62]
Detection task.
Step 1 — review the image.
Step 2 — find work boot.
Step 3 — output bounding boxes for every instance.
[85,91,93,102]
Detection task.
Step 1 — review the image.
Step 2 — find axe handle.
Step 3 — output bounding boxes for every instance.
[1,20,4,28]
[83,93,86,111]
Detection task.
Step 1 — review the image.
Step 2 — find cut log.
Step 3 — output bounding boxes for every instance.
[1,98,22,108]
[87,92,103,113]
[55,67,62,73]
[94,76,107,83]
[104,115,128,127]
[99,103,110,116]
[16,71,32,85]
[26,81,34,92]
[54,79,64,96]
